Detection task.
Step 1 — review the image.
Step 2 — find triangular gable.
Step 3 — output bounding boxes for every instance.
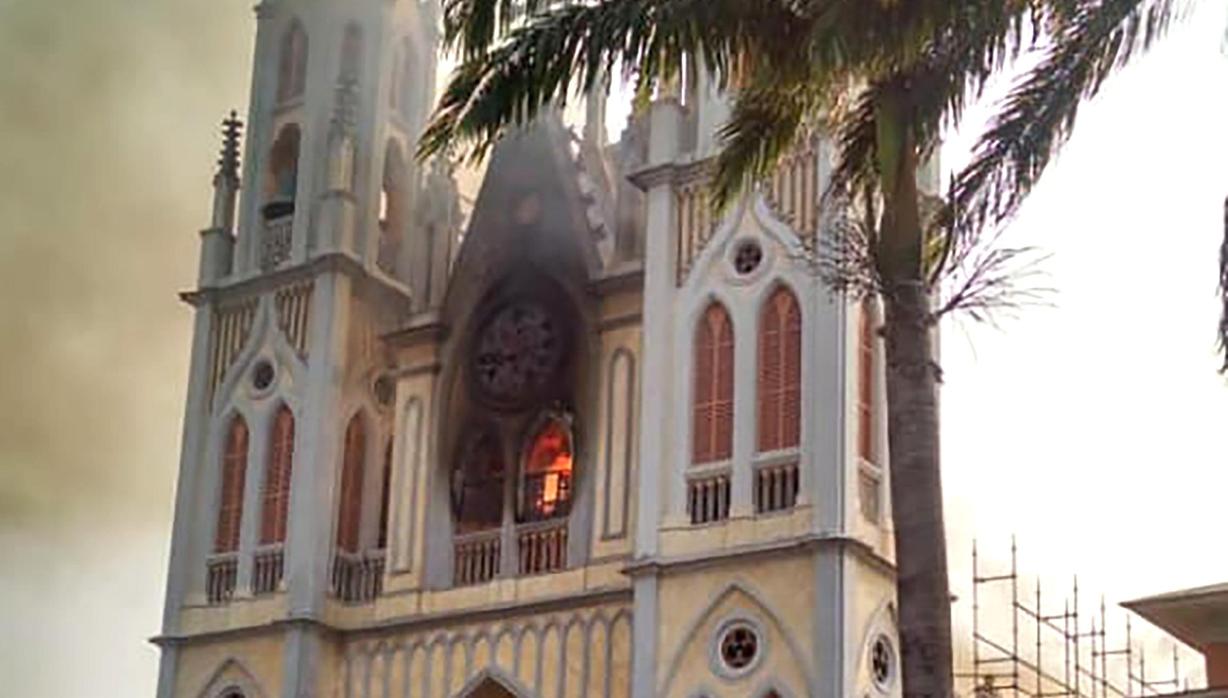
[443,114,607,319]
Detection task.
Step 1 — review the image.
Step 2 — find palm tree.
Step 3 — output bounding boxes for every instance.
[417,1,1186,695]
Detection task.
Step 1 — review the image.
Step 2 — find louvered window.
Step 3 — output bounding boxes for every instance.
[335,415,366,553]
[757,287,801,452]
[693,303,734,464]
[214,416,249,553]
[261,405,295,544]
[858,301,876,463]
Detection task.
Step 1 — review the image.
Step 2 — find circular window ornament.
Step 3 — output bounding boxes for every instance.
[733,240,764,276]
[870,635,896,692]
[472,302,565,407]
[251,360,276,392]
[712,620,763,678]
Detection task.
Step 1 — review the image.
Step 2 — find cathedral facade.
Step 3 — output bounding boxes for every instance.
[154,2,903,697]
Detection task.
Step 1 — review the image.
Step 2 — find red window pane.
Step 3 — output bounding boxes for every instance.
[694,303,734,464]
[757,288,801,452]
[335,415,366,553]
[858,301,875,462]
[261,406,295,544]
[214,416,249,553]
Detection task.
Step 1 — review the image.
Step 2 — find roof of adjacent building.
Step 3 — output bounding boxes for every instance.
[1123,582,1228,650]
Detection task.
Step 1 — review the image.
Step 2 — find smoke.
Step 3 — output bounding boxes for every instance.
[0,0,252,694]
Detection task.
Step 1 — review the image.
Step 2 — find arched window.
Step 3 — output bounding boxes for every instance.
[264,125,301,220]
[519,416,574,522]
[261,405,295,544]
[693,302,734,464]
[452,432,504,533]
[378,141,407,274]
[377,439,392,550]
[214,415,249,554]
[335,414,366,553]
[757,287,802,452]
[858,300,876,463]
[340,23,364,84]
[277,21,308,103]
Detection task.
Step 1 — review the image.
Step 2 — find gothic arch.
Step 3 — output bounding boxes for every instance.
[213,413,250,554]
[660,580,815,697]
[692,300,734,465]
[276,19,308,103]
[194,657,266,698]
[453,667,532,698]
[755,283,802,454]
[260,401,296,545]
[856,600,901,696]
[210,295,307,420]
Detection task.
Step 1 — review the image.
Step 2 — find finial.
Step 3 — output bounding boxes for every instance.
[217,110,243,184]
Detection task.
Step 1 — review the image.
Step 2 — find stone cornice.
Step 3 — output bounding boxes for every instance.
[150,586,632,648]
[382,311,449,349]
[627,156,714,192]
[180,252,412,309]
[622,532,896,579]
[588,263,644,297]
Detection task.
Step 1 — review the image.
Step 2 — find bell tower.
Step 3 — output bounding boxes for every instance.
[224,0,441,290]
[156,2,451,698]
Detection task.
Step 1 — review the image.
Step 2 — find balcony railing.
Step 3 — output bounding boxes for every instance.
[516,519,568,576]
[260,214,293,271]
[453,529,501,587]
[251,544,284,595]
[330,549,385,604]
[687,467,732,525]
[205,552,238,605]
[754,460,800,514]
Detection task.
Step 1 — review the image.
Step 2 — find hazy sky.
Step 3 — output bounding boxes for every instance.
[0,1,1225,695]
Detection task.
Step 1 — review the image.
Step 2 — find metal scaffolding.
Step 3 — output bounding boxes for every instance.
[959,537,1195,697]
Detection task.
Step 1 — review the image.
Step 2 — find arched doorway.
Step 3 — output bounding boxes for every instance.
[464,677,517,698]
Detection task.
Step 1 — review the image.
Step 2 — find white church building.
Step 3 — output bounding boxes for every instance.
[153,1,911,696]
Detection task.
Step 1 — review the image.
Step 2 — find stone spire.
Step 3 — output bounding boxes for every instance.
[211,110,243,232]
[201,110,242,284]
[216,110,243,186]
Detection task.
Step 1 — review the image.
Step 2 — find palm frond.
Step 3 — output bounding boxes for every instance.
[950,0,1184,241]
[418,0,808,164]
[711,78,828,208]
[443,0,558,59]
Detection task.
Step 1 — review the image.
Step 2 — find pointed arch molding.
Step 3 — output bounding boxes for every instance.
[453,666,534,698]
[211,294,308,418]
[195,657,266,698]
[343,606,633,698]
[856,600,900,696]
[390,396,423,573]
[601,348,636,540]
[660,581,814,697]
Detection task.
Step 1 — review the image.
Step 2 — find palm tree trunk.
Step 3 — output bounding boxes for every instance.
[874,80,954,698]
[883,280,952,698]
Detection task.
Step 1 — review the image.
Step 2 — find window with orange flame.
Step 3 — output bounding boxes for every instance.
[520,419,574,521]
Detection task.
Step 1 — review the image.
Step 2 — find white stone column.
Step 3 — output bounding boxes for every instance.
[285,271,349,615]
[630,96,684,698]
